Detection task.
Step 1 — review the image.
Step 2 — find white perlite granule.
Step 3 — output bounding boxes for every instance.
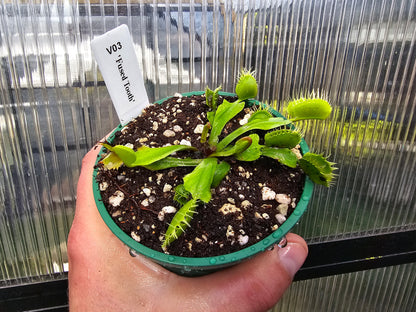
[180,139,192,146]
[226,225,235,239]
[277,203,289,216]
[131,231,141,242]
[163,129,175,137]
[173,125,183,132]
[158,206,177,221]
[194,124,205,134]
[142,188,151,197]
[162,206,177,214]
[275,193,291,205]
[238,235,249,246]
[218,203,243,220]
[275,213,287,224]
[241,200,252,209]
[163,184,173,192]
[99,181,108,191]
[239,113,251,125]
[262,187,276,201]
[108,190,124,207]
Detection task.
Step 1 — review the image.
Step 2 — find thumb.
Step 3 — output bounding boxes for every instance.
[179,233,307,312]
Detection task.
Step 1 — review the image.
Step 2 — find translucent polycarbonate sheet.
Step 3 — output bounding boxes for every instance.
[0,0,415,286]
[271,262,416,312]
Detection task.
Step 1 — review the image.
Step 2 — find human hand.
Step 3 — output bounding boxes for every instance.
[68,145,308,312]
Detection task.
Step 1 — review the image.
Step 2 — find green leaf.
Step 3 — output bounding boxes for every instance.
[102,143,196,168]
[299,152,337,187]
[261,147,299,168]
[211,161,231,188]
[287,97,332,122]
[216,117,291,152]
[162,198,198,249]
[183,158,218,203]
[264,129,302,148]
[209,136,252,158]
[208,99,245,146]
[102,143,136,166]
[133,145,196,166]
[235,70,258,100]
[235,134,263,161]
[207,111,215,124]
[205,86,222,110]
[200,122,211,143]
[248,109,273,122]
[131,145,196,167]
[173,184,192,206]
[143,157,202,170]
[101,151,123,170]
[163,160,231,249]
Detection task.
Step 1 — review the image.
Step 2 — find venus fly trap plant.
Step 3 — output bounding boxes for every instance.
[100,69,336,250]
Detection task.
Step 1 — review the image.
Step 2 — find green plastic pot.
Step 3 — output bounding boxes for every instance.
[93,91,314,276]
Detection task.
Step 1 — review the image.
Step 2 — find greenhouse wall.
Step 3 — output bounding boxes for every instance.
[0,1,415,311]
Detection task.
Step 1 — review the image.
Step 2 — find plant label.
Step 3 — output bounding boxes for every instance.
[91,24,149,125]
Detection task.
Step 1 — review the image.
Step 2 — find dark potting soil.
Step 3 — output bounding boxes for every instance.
[95,93,305,257]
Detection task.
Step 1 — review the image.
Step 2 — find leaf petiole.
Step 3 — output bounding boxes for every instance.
[216,118,291,152]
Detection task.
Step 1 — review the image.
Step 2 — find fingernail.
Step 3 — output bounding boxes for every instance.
[278,242,306,277]
[277,236,287,248]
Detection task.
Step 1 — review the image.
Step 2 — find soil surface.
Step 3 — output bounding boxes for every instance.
[95,93,305,257]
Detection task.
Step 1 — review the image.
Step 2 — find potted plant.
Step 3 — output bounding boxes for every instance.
[93,70,336,276]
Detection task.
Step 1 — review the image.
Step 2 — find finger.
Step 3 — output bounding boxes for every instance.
[69,143,172,278]
[75,146,101,215]
[74,128,124,217]
[175,233,307,312]
[68,143,175,310]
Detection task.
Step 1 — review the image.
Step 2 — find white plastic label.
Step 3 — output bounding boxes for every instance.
[91,24,149,125]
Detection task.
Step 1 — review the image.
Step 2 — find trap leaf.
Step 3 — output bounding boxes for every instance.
[261,147,299,168]
[299,152,337,186]
[173,184,192,206]
[101,151,123,170]
[183,158,218,203]
[264,129,302,148]
[162,198,198,249]
[235,134,263,161]
[216,117,291,152]
[235,69,258,100]
[287,98,332,122]
[205,85,222,111]
[209,136,252,158]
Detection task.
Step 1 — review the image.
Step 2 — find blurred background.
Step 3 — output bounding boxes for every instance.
[0,0,415,311]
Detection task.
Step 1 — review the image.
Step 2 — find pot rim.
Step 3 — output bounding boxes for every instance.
[93,91,313,271]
